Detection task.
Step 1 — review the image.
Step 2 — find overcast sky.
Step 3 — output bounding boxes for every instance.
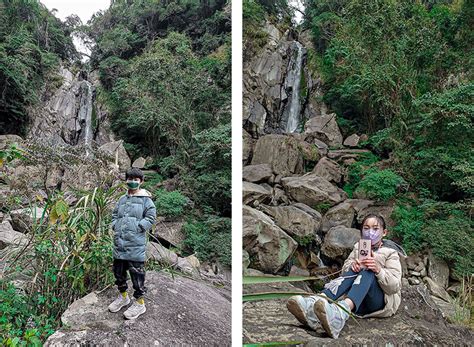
[40,0,110,23]
[40,0,111,60]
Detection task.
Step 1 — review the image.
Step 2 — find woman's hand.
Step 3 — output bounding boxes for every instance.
[361,250,381,274]
[351,259,361,273]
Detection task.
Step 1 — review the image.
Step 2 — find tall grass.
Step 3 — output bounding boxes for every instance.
[1,184,123,344]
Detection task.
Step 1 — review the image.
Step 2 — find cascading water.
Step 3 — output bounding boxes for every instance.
[283,41,304,133]
[78,80,94,147]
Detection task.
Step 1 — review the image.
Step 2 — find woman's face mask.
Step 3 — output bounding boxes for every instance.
[126,179,141,190]
[362,226,384,245]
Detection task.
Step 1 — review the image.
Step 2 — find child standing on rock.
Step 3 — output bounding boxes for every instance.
[287,214,404,338]
[108,167,156,319]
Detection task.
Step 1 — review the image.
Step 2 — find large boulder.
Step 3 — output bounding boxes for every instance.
[304,114,343,147]
[98,140,131,170]
[321,226,360,264]
[45,271,231,346]
[0,221,29,249]
[251,135,303,176]
[146,241,179,266]
[281,173,347,208]
[10,207,47,234]
[243,130,254,165]
[243,206,297,274]
[356,203,395,228]
[343,134,360,147]
[0,134,23,150]
[243,182,272,205]
[423,277,450,302]
[312,157,343,184]
[153,221,185,248]
[427,251,450,289]
[259,204,322,242]
[321,202,355,233]
[243,164,273,183]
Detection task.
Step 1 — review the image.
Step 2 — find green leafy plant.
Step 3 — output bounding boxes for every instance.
[182,215,231,267]
[154,189,188,218]
[355,169,406,202]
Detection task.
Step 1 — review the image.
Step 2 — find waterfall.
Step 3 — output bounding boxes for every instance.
[284,41,304,133]
[78,80,94,147]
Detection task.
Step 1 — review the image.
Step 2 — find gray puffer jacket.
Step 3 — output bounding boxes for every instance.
[111,189,157,262]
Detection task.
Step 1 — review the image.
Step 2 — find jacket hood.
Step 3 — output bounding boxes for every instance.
[126,188,153,198]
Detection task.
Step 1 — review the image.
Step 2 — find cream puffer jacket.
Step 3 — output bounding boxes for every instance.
[341,240,403,318]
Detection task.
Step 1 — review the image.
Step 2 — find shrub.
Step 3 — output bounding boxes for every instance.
[154,189,188,218]
[355,169,406,202]
[182,215,231,267]
[0,281,55,346]
[391,203,425,253]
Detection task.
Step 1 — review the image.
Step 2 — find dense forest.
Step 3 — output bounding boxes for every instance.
[1,0,231,344]
[244,0,473,276]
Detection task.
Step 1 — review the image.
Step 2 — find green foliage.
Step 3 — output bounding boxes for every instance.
[1,186,121,344]
[182,215,231,266]
[399,83,474,200]
[0,0,78,135]
[312,202,332,214]
[342,152,379,198]
[0,281,54,346]
[154,189,188,218]
[355,169,406,202]
[392,203,425,253]
[306,0,473,133]
[392,198,473,277]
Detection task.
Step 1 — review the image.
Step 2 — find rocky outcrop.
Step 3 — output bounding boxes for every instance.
[28,67,114,147]
[251,134,303,176]
[304,114,343,148]
[281,173,347,207]
[243,206,297,273]
[243,281,473,345]
[45,271,231,346]
[320,226,360,264]
[259,204,322,240]
[0,221,28,249]
[243,164,273,183]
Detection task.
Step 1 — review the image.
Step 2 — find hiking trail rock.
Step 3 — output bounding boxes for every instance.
[45,271,231,346]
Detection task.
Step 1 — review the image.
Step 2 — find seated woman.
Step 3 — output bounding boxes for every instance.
[287,214,404,339]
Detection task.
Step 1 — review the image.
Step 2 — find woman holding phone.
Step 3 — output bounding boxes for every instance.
[287,214,404,339]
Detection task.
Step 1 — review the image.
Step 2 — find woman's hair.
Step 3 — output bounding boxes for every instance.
[125,167,144,181]
[360,214,386,230]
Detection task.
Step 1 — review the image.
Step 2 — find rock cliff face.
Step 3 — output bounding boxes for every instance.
[243,23,327,137]
[0,66,131,198]
[28,67,115,148]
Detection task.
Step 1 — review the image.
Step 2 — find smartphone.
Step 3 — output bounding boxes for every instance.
[358,238,371,267]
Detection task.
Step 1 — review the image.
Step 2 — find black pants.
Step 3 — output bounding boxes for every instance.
[112,258,147,299]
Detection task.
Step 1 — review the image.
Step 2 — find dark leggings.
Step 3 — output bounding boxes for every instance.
[322,269,385,315]
[112,258,147,299]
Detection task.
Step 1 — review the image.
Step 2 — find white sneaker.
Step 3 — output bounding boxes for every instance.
[286,294,326,330]
[108,292,130,313]
[313,299,350,338]
[123,300,146,320]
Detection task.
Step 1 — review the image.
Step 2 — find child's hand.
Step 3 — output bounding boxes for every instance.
[351,259,361,273]
[361,250,381,274]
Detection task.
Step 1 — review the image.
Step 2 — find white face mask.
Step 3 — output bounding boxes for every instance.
[362,228,383,244]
